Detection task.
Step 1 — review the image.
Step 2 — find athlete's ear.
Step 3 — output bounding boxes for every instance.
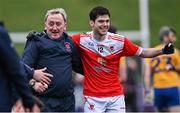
[89,20,94,27]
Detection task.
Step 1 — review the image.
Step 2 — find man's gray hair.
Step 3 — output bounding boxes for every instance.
[44,8,67,22]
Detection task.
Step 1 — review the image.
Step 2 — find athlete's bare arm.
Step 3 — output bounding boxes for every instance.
[140,43,174,58]
[139,48,163,58]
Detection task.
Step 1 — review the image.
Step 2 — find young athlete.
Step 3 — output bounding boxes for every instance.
[71,6,174,113]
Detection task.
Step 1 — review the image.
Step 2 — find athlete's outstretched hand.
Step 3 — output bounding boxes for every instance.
[162,43,174,54]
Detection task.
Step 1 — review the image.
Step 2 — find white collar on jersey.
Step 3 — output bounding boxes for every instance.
[89,31,109,43]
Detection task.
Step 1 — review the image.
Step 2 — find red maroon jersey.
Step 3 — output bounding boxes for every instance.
[72,32,142,97]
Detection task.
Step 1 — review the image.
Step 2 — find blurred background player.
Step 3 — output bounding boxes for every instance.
[0,21,39,112]
[124,57,139,112]
[144,26,180,112]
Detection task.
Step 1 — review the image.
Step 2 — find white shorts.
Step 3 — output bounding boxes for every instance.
[84,95,126,113]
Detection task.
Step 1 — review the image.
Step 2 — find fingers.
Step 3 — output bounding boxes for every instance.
[41,67,47,71]
[38,84,46,93]
[168,43,171,47]
[34,68,53,84]
[44,73,53,77]
[163,43,174,54]
[40,76,51,85]
[168,43,174,47]
[34,82,47,93]
[39,67,53,77]
[40,73,53,84]
[43,83,48,89]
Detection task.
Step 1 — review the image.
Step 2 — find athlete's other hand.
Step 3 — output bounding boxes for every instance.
[33,82,48,93]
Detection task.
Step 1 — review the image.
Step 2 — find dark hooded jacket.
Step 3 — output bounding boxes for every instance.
[21,31,83,98]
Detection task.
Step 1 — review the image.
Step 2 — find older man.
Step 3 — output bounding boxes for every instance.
[21,8,83,112]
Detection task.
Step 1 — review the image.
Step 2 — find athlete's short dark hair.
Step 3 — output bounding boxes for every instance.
[159,26,176,42]
[89,6,110,21]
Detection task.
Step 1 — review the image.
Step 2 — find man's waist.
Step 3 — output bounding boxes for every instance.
[154,83,180,88]
[83,88,123,97]
[84,91,123,97]
[34,91,73,98]
[33,84,74,98]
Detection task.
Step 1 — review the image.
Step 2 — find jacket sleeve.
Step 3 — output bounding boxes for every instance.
[21,37,39,79]
[20,61,35,80]
[0,26,34,108]
[71,40,84,75]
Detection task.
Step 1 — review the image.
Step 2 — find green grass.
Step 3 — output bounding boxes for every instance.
[0,0,139,31]
[149,0,180,48]
[1,0,180,54]
[14,43,25,55]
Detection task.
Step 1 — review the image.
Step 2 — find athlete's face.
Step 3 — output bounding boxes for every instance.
[90,15,110,36]
[164,31,176,44]
[45,14,66,39]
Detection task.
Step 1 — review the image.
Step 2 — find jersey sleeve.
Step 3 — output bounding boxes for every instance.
[122,38,142,56]
[70,39,84,75]
[21,39,39,79]
[71,33,81,46]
